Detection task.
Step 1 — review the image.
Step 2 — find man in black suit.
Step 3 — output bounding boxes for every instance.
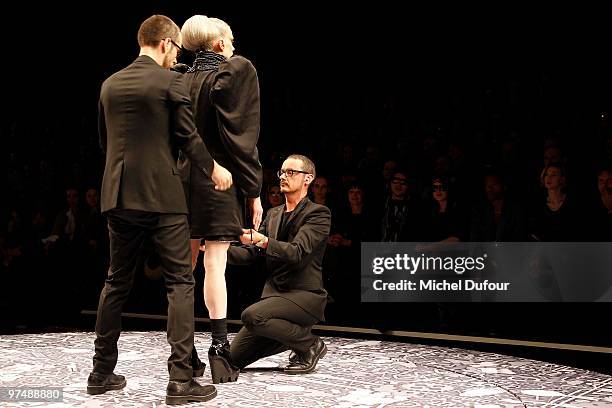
[227,154,331,374]
[89,15,232,405]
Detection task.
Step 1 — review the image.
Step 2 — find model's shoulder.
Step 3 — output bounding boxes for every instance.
[219,55,256,74]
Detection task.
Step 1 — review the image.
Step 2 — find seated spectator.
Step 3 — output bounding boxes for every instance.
[83,187,105,253]
[263,184,283,218]
[470,171,526,241]
[423,176,468,242]
[381,170,425,242]
[48,187,85,245]
[309,176,337,214]
[329,181,379,248]
[528,163,580,242]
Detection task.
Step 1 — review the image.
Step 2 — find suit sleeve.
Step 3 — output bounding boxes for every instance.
[266,206,331,265]
[168,74,215,177]
[211,56,262,198]
[98,98,107,155]
[227,209,270,265]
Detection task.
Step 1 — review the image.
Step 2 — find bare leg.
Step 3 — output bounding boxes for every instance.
[203,240,239,383]
[203,241,230,319]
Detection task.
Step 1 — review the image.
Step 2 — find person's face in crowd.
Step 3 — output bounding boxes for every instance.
[383,160,398,181]
[432,180,448,202]
[267,185,282,207]
[543,166,565,190]
[86,188,98,208]
[484,175,504,202]
[66,189,79,208]
[390,172,408,200]
[348,187,364,206]
[162,34,182,68]
[605,178,612,208]
[279,158,310,194]
[597,170,610,196]
[311,177,328,200]
[543,146,562,166]
[219,29,235,59]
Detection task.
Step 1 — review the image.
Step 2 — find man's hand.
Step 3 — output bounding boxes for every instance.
[211,161,233,191]
[240,228,266,247]
[248,197,263,230]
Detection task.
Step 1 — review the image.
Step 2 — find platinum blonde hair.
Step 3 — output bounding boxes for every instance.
[181,15,231,52]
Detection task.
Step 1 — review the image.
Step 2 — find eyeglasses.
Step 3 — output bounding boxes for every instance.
[277,169,310,178]
[432,185,448,192]
[163,38,183,57]
[391,178,407,186]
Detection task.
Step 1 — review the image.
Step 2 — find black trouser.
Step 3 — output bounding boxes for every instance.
[93,209,194,381]
[230,296,318,369]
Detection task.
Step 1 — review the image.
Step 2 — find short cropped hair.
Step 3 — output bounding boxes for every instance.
[137,15,180,48]
[287,154,316,179]
[181,15,231,52]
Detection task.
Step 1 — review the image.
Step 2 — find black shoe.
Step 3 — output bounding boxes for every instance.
[288,350,300,364]
[165,379,217,405]
[191,347,206,378]
[208,340,239,384]
[86,372,126,395]
[284,337,327,375]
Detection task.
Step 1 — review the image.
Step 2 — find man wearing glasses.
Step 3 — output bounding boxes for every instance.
[226,154,331,374]
[91,15,232,405]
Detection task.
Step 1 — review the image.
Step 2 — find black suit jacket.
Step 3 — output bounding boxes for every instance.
[99,55,214,214]
[228,198,331,321]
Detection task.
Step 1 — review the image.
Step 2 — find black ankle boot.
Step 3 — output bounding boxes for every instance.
[208,340,239,384]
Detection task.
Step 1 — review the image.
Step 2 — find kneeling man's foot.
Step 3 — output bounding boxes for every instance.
[284,337,327,374]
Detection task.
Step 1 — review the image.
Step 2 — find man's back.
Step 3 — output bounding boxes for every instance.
[99,55,208,214]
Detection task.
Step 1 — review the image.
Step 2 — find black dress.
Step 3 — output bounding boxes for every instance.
[180,51,262,241]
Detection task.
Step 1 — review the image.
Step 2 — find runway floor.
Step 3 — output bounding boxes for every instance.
[1,331,612,407]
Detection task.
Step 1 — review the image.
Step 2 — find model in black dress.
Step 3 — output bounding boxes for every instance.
[180,15,263,384]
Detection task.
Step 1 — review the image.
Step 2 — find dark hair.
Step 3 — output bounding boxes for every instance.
[287,154,316,179]
[137,15,180,48]
[432,176,450,186]
[345,179,365,193]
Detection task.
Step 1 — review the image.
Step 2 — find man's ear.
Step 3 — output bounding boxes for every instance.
[161,38,170,54]
[304,174,314,186]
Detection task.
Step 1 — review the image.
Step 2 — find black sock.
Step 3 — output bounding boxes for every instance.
[210,318,227,343]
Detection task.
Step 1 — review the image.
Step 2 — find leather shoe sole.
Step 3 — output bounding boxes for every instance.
[87,378,127,395]
[165,387,217,405]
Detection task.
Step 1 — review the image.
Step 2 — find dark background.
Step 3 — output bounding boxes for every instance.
[2,2,612,357]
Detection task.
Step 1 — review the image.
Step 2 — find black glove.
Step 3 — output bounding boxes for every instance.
[170,63,190,73]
